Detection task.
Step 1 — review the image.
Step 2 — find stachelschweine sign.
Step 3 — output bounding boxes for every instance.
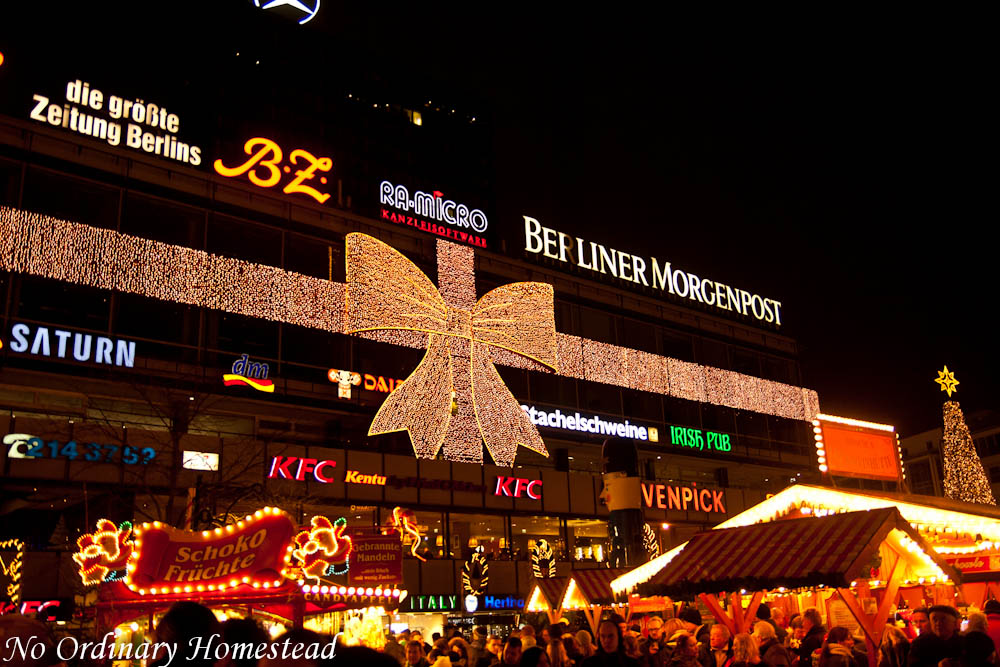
[523,216,783,326]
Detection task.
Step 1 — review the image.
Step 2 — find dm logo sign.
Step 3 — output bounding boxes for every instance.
[223,354,274,393]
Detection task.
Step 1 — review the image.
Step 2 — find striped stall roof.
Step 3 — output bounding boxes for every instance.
[570,568,629,605]
[534,577,569,609]
[639,507,956,598]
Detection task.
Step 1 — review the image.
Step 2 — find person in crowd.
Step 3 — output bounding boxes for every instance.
[756,605,788,644]
[966,613,990,635]
[582,619,640,667]
[450,637,473,667]
[0,615,63,667]
[564,634,585,664]
[413,632,434,656]
[878,626,910,667]
[151,600,220,667]
[817,628,857,667]
[629,625,643,639]
[984,600,1000,651]
[671,634,704,667]
[753,621,791,667]
[503,638,524,665]
[730,634,760,667]
[429,639,452,661]
[407,640,432,667]
[434,633,443,643]
[907,605,964,667]
[384,633,406,666]
[786,617,804,652]
[521,647,552,667]
[772,610,788,632]
[797,609,826,667]
[264,628,332,667]
[549,638,574,667]
[523,626,538,650]
[471,627,488,666]
[701,624,734,667]
[476,636,503,667]
[551,624,567,642]
[679,608,710,644]
[908,610,930,639]
[640,615,670,667]
[959,629,996,667]
[337,646,403,667]
[217,618,268,667]
[610,614,629,639]
[577,630,597,660]
[542,627,552,645]
[622,635,643,662]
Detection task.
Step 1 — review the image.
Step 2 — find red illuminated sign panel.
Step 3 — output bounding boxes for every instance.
[820,421,900,482]
[494,476,542,499]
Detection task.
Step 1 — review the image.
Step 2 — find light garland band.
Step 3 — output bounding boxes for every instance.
[0,207,821,429]
[462,546,489,596]
[530,539,557,578]
[0,538,25,606]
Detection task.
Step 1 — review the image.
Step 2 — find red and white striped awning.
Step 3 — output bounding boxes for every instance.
[640,507,959,598]
[563,568,629,607]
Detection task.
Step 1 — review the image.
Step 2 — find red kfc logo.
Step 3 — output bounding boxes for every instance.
[494,476,542,500]
[269,456,337,483]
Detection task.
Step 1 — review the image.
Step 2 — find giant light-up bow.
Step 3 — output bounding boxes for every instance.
[345,233,558,466]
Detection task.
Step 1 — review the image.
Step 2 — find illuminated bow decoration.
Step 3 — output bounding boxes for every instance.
[388,507,426,562]
[345,233,558,466]
[292,516,352,583]
[73,519,133,586]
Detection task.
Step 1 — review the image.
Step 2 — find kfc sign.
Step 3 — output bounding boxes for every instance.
[268,456,337,483]
[495,476,542,500]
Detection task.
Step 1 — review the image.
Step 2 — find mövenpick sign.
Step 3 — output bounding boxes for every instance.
[523,216,783,326]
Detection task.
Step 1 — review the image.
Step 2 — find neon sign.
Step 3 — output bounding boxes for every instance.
[7,322,136,367]
[268,456,337,483]
[7,435,155,465]
[521,404,656,441]
[524,216,783,326]
[252,0,320,25]
[224,354,274,393]
[344,470,386,485]
[379,180,488,248]
[214,138,332,204]
[494,476,542,499]
[29,80,202,166]
[641,482,726,514]
[669,425,732,452]
[327,369,406,398]
[482,595,525,611]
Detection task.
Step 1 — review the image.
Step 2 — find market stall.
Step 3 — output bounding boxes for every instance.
[525,576,569,625]
[559,569,628,635]
[627,507,959,667]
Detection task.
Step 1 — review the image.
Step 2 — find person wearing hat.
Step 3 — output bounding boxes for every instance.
[983,599,1000,654]
[678,607,710,645]
[907,605,963,667]
[755,603,787,644]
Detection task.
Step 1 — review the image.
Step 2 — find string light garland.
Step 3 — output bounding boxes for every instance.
[291,516,353,583]
[0,539,25,606]
[462,545,489,595]
[643,523,660,559]
[387,507,426,562]
[73,520,133,586]
[0,207,821,427]
[530,539,557,578]
[345,233,558,466]
[942,400,996,505]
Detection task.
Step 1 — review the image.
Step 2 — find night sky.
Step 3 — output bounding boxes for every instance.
[6,5,993,435]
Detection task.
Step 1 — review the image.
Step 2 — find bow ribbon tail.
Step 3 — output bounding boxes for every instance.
[368,333,453,459]
[470,343,548,467]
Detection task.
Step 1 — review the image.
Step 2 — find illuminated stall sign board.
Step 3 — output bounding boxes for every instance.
[379,180,488,248]
[524,216,783,326]
[7,322,136,367]
[521,404,657,442]
[29,80,202,166]
[669,425,732,453]
[494,476,542,499]
[214,137,333,204]
[641,482,726,514]
[269,456,337,483]
[224,354,274,393]
[5,435,155,465]
[404,594,458,612]
[481,595,525,611]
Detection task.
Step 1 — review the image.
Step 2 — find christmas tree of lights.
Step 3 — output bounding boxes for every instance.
[938,367,996,505]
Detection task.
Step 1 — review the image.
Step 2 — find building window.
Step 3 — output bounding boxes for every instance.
[449,513,506,560]
[908,460,934,495]
[567,519,608,563]
[510,516,562,561]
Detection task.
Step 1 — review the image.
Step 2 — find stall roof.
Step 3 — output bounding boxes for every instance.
[526,577,569,612]
[636,507,960,598]
[561,568,628,609]
[614,483,1000,595]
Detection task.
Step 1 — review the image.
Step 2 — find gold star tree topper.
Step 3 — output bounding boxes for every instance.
[935,365,960,397]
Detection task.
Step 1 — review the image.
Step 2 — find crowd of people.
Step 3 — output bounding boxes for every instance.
[2,600,1000,667]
